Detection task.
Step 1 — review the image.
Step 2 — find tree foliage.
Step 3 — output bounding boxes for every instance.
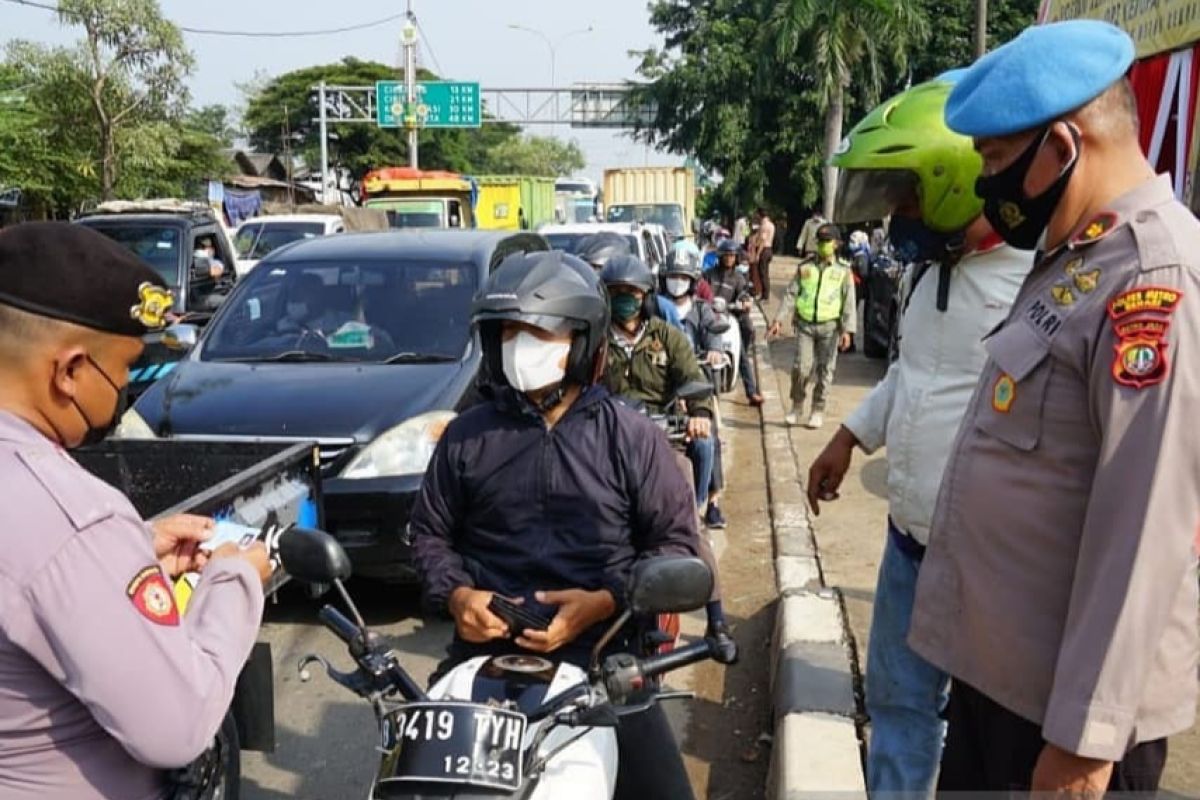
[242,59,524,180]
[634,0,1040,248]
[484,135,585,176]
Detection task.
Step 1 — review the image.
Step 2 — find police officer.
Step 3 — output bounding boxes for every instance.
[0,223,271,800]
[908,21,1200,793]
[768,224,857,429]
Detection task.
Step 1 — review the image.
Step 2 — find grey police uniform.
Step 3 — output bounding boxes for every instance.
[0,223,265,799]
[909,175,1200,761]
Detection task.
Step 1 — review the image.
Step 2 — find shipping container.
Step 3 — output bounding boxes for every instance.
[602,167,696,240]
[475,175,556,231]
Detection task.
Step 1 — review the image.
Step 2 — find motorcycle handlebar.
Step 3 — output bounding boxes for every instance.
[637,640,714,681]
[318,605,360,646]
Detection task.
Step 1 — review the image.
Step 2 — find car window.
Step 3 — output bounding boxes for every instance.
[83,223,183,293]
[203,259,479,363]
[235,222,325,259]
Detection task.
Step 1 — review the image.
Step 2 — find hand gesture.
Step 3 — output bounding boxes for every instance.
[806,427,857,515]
[687,416,712,440]
[516,589,616,653]
[839,332,853,352]
[448,587,510,643]
[1031,744,1114,797]
[209,541,272,585]
[152,514,213,577]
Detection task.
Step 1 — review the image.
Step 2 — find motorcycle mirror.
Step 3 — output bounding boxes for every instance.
[675,380,714,403]
[627,556,713,615]
[711,297,728,314]
[707,319,731,335]
[279,527,353,584]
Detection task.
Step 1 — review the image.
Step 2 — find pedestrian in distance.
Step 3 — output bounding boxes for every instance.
[752,207,776,301]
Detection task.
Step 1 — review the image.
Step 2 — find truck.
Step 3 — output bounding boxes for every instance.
[75,439,323,798]
[554,176,600,224]
[360,167,477,229]
[603,166,696,242]
[474,175,556,231]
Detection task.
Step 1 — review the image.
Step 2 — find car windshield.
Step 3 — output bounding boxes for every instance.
[545,232,640,255]
[202,258,478,363]
[367,200,446,229]
[607,204,685,235]
[235,222,325,259]
[83,223,182,288]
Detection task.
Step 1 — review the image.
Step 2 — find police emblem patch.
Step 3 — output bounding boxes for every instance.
[1108,286,1182,320]
[126,565,180,626]
[1112,337,1168,388]
[992,373,1016,413]
[999,202,1025,229]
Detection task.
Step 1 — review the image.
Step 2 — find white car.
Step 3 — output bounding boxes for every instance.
[233,214,346,277]
[537,222,669,274]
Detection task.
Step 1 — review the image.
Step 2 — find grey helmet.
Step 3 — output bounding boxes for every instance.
[574,231,631,270]
[664,246,702,281]
[598,253,655,293]
[471,250,609,391]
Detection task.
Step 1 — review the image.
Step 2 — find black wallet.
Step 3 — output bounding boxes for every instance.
[487,595,553,638]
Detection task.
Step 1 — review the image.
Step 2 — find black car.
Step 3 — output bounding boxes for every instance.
[75,207,238,398]
[121,229,548,580]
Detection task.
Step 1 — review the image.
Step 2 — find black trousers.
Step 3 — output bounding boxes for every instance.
[755,247,774,299]
[938,681,1168,797]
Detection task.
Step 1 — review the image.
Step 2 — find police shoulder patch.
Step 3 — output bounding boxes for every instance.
[126,565,180,626]
[1108,286,1183,320]
[1112,337,1168,388]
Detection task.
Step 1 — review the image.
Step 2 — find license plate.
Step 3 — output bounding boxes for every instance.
[377,702,526,792]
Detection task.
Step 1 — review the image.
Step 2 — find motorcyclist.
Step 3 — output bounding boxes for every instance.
[703,239,765,406]
[409,250,701,799]
[660,247,729,529]
[599,254,738,662]
[574,232,683,326]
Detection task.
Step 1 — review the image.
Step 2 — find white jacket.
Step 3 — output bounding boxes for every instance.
[843,241,1033,544]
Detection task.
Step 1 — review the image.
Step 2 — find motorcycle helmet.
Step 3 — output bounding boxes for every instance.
[574,232,631,271]
[472,251,609,391]
[716,239,740,257]
[664,246,702,281]
[831,76,983,234]
[599,253,657,321]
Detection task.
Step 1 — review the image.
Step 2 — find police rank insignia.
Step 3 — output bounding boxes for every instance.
[1050,285,1075,307]
[992,373,1016,413]
[126,565,180,626]
[130,282,174,330]
[1072,269,1101,294]
[1107,285,1181,389]
[1073,211,1118,246]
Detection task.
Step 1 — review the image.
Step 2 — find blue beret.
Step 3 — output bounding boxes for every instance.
[946,20,1135,137]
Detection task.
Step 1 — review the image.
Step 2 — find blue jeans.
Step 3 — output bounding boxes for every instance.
[687,435,715,509]
[865,522,950,797]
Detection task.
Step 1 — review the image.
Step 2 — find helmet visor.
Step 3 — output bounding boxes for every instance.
[833,169,920,225]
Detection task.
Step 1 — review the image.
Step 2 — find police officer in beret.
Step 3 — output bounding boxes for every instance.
[0,223,271,799]
[907,20,1200,793]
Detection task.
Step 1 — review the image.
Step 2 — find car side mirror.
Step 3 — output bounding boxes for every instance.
[279,527,352,584]
[628,557,713,615]
[162,323,199,352]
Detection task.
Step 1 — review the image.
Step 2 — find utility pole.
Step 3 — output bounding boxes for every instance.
[318,81,331,204]
[974,0,988,58]
[403,1,419,169]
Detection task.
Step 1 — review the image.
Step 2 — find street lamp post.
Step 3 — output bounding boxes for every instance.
[507,24,593,120]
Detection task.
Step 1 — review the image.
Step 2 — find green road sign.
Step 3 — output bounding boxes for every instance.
[376,80,481,129]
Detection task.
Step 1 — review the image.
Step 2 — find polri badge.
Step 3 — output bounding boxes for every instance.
[126,565,180,626]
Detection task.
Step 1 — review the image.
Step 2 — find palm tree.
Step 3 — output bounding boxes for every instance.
[767,0,929,219]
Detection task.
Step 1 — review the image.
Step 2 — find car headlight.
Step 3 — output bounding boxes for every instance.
[113,408,157,440]
[340,411,456,479]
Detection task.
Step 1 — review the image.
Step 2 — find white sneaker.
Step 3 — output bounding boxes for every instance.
[805,412,824,429]
[785,409,800,426]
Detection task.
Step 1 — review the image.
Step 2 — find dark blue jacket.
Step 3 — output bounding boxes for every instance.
[410,384,699,658]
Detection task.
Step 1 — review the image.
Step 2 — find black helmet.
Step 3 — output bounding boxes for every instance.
[574,231,631,270]
[664,247,702,280]
[717,238,740,256]
[472,250,609,389]
[599,253,655,293]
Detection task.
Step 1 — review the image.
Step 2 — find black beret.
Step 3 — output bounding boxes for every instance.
[0,222,173,337]
[816,223,842,242]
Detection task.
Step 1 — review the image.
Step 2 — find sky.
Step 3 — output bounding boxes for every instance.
[1,0,686,183]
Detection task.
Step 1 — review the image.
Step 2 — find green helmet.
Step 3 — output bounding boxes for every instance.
[831,78,983,233]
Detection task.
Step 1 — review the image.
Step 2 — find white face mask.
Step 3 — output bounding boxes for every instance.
[286,302,308,320]
[665,277,692,298]
[502,330,571,392]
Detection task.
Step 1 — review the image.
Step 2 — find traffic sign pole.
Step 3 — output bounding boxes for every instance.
[403,7,418,168]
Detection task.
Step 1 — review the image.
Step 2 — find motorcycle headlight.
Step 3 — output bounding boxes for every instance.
[340,411,456,479]
[113,408,157,440]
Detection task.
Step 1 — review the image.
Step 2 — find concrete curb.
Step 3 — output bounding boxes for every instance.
[750,304,867,797]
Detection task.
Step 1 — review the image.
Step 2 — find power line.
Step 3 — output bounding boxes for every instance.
[1,0,406,38]
[415,18,445,78]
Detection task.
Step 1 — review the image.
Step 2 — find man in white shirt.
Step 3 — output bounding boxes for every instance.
[806,76,1033,796]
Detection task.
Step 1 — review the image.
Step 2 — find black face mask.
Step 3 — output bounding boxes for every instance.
[71,356,127,448]
[975,124,1081,250]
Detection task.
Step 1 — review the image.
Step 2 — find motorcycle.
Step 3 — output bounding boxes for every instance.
[706,297,741,395]
[279,528,720,800]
